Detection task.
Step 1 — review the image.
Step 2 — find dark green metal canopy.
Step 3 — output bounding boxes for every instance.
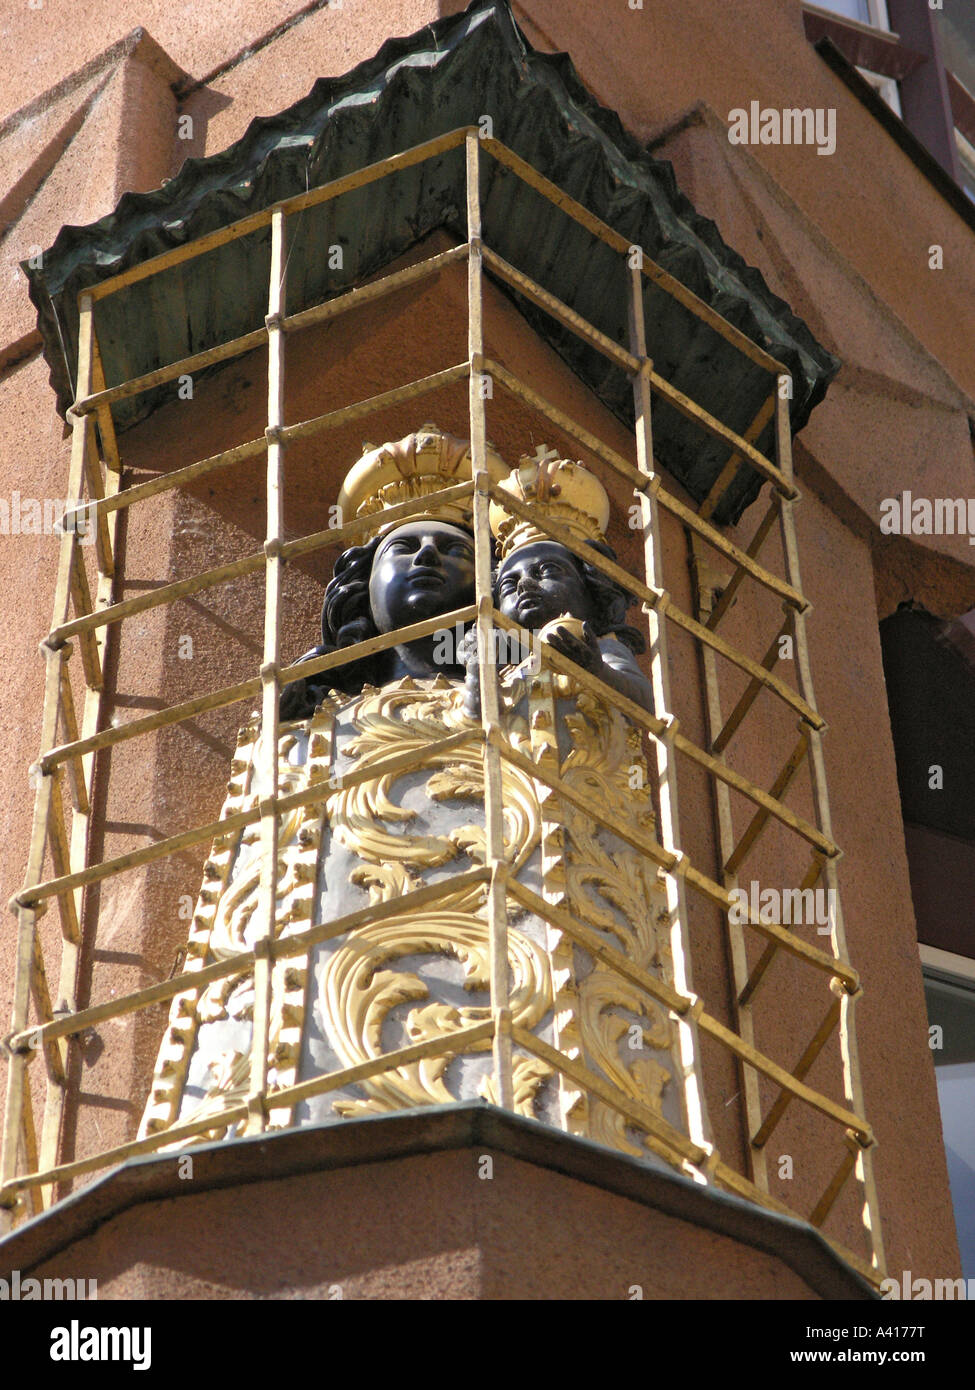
[24,0,838,522]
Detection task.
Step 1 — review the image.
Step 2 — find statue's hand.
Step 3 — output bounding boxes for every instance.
[279,643,330,721]
[458,628,482,720]
[545,620,601,673]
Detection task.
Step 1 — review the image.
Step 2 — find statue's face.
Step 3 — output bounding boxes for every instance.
[369,521,476,633]
[496,540,596,630]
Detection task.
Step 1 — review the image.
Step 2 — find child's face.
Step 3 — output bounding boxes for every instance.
[496,541,596,630]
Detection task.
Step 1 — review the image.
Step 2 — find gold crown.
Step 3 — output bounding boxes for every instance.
[489,449,610,560]
[336,425,508,541]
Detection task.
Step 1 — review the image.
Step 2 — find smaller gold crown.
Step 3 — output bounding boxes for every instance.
[336,425,507,541]
[489,449,610,560]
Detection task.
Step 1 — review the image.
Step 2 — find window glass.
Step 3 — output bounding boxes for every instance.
[956,130,975,203]
[859,67,902,117]
[816,0,872,22]
[924,970,975,1278]
[933,1,975,108]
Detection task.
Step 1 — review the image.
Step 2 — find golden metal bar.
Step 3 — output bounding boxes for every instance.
[85,436,268,522]
[737,855,827,1007]
[280,362,470,446]
[648,372,792,498]
[51,551,265,647]
[0,911,38,1192]
[627,280,713,1162]
[711,615,793,755]
[655,482,805,614]
[506,878,691,1018]
[480,244,640,374]
[701,1011,871,1140]
[270,1021,496,1115]
[483,357,800,619]
[80,435,114,576]
[709,1154,882,1289]
[30,933,65,1087]
[707,495,780,631]
[467,131,513,1111]
[87,127,475,303]
[42,592,476,774]
[667,602,823,730]
[284,242,471,336]
[511,1025,710,1173]
[480,136,786,375]
[485,470,820,728]
[724,728,809,876]
[19,1066,43,1216]
[774,376,885,1271]
[688,532,767,1189]
[78,248,468,419]
[809,1133,862,1228]
[282,480,475,564]
[1,295,95,1193]
[752,994,843,1149]
[79,328,269,414]
[248,206,287,1134]
[16,727,479,910]
[493,729,675,872]
[9,870,490,1053]
[45,677,263,772]
[684,857,858,984]
[492,604,833,858]
[1,1021,495,1198]
[45,770,79,943]
[485,357,645,486]
[278,604,476,689]
[90,332,121,475]
[676,725,829,856]
[698,395,776,523]
[39,452,121,1203]
[56,656,88,815]
[67,540,102,689]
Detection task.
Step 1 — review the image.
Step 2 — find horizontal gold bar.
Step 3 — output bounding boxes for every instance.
[86,127,475,304]
[8,869,491,1052]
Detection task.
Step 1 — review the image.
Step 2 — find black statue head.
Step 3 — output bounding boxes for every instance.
[283,519,476,711]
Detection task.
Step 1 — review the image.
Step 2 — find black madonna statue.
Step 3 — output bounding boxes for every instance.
[280,427,496,717]
[140,433,691,1164]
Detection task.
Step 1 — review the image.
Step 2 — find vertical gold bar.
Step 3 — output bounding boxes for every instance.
[774,375,885,1272]
[467,131,511,1108]
[19,1063,43,1217]
[628,265,714,1172]
[689,534,768,1190]
[38,420,122,1209]
[2,294,96,1205]
[248,208,287,1132]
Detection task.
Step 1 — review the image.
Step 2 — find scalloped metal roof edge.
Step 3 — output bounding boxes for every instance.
[23,0,839,523]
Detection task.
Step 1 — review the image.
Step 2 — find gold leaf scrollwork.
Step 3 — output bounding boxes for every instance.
[321,913,553,1116]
